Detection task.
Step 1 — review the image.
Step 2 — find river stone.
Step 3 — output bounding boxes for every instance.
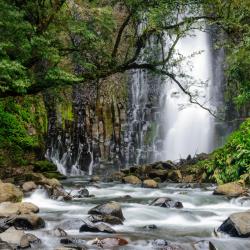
[193,240,217,250]
[149,197,183,209]
[0,202,39,218]
[218,211,250,237]
[0,182,23,203]
[87,214,123,225]
[57,219,84,230]
[143,179,159,188]
[122,175,142,185]
[167,170,182,182]
[88,201,125,221]
[52,228,68,237]
[0,240,13,249]
[79,221,115,233]
[20,233,41,248]
[213,182,247,197]
[148,170,169,181]
[90,237,128,248]
[11,214,45,230]
[22,181,37,192]
[0,227,25,246]
[90,176,100,182]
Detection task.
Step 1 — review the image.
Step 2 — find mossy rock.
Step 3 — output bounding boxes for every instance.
[33,160,57,172]
[43,171,67,180]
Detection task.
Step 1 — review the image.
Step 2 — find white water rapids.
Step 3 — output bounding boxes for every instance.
[24,178,250,250]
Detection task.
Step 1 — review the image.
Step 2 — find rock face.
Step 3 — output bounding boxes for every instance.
[218,211,250,237]
[88,201,125,221]
[149,197,183,209]
[213,182,247,197]
[79,222,115,233]
[0,182,23,203]
[143,179,158,188]
[122,175,141,185]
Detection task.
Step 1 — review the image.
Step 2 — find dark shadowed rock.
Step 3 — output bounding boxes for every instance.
[148,170,169,182]
[11,214,45,230]
[0,240,13,249]
[87,214,123,225]
[218,211,250,237]
[149,197,183,209]
[88,201,125,221]
[79,221,115,233]
[143,224,157,230]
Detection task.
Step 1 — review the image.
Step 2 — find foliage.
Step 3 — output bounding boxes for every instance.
[204,119,250,184]
[0,97,47,166]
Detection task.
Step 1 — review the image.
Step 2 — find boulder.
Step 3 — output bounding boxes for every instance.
[0,182,23,203]
[213,182,247,197]
[11,214,45,230]
[193,240,217,250]
[143,179,158,188]
[90,176,100,182]
[45,186,72,201]
[149,197,183,209]
[87,214,123,225]
[79,221,115,233]
[88,201,125,221]
[167,170,182,182]
[22,181,37,192]
[90,237,128,248]
[110,172,125,182]
[122,175,141,185]
[218,211,250,237]
[52,228,68,237]
[56,219,84,230]
[0,202,39,217]
[0,227,40,248]
[148,170,168,182]
[41,178,61,188]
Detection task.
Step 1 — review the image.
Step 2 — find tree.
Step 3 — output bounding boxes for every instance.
[0,0,249,115]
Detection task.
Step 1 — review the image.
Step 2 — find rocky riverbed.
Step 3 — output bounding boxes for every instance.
[0,174,250,249]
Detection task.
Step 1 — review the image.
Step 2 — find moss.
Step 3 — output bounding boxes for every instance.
[33,160,58,172]
[144,122,157,145]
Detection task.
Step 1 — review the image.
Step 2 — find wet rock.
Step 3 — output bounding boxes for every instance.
[39,177,61,188]
[148,170,169,182]
[143,224,157,230]
[149,197,183,209]
[79,221,115,233]
[110,172,125,182]
[11,214,45,230]
[0,240,13,249]
[143,179,159,188]
[213,182,247,197]
[122,175,142,185]
[0,202,39,217]
[57,219,84,230]
[87,214,123,225]
[0,227,41,248]
[45,186,72,201]
[167,170,182,182]
[151,239,183,250]
[60,238,87,249]
[22,181,37,192]
[88,201,125,221]
[90,237,128,248]
[90,175,100,182]
[71,188,90,198]
[52,228,68,237]
[0,181,23,203]
[218,211,250,237]
[193,240,217,250]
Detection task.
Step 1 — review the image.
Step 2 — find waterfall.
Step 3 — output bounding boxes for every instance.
[161,29,214,161]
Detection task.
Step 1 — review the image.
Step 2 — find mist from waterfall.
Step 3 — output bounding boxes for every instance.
[161,29,214,161]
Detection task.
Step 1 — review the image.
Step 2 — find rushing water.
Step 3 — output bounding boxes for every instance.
[24,178,250,250]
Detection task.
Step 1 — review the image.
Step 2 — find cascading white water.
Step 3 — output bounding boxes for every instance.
[161,29,214,161]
